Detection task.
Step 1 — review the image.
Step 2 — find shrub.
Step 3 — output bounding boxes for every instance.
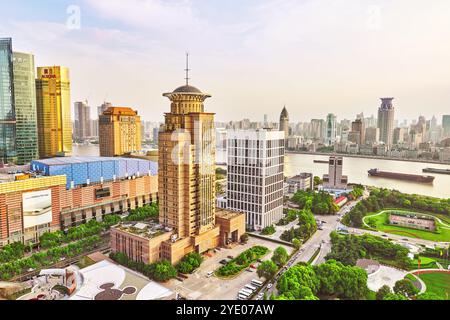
[176,252,203,274]
[217,246,268,277]
[261,225,276,236]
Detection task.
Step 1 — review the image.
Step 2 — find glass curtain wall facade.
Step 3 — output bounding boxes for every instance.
[0,38,17,165]
[36,66,72,158]
[13,52,38,164]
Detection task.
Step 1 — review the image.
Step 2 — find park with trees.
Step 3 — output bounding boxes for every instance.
[273,260,369,300]
[280,209,317,243]
[374,274,449,300]
[325,232,411,269]
[342,188,450,230]
[216,246,269,278]
[0,235,102,281]
[362,210,450,242]
[291,190,339,215]
[0,203,160,281]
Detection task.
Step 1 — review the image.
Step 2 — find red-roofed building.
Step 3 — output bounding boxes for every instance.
[334,196,348,208]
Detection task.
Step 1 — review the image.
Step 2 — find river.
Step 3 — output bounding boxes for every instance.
[73,145,450,199]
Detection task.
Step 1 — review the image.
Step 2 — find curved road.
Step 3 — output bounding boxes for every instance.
[261,197,364,298]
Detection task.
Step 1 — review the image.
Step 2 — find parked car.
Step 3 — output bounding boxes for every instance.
[219,259,228,265]
[250,264,257,269]
[227,255,234,259]
[206,271,214,278]
[246,268,254,273]
[267,283,273,289]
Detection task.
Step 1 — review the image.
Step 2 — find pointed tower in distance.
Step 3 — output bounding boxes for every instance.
[279,106,289,140]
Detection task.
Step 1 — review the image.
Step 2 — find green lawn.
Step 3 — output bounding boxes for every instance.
[417,272,450,300]
[411,257,439,270]
[365,290,376,300]
[364,210,450,242]
[75,256,96,269]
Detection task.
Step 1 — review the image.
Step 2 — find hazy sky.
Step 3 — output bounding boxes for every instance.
[2,0,450,123]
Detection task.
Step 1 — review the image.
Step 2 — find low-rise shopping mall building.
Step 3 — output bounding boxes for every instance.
[0,157,158,246]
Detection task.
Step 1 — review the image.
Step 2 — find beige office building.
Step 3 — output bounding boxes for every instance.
[110,70,246,265]
[159,82,218,249]
[36,66,72,158]
[99,107,142,157]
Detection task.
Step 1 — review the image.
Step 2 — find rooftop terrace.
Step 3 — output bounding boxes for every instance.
[216,209,244,220]
[114,221,171,239]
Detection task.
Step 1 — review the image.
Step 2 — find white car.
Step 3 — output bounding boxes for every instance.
[206,271,214,278]
[267,283,273,289]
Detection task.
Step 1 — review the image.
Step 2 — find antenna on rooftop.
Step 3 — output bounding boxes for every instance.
[184,52,190,85]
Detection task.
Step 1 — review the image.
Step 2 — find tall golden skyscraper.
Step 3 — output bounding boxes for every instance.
[36,66,72,158]
[108,60,245,266]
[99,107,142,157]
[159,62,217,247]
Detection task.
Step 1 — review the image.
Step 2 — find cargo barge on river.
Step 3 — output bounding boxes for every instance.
[368,169,435,184]
[422,168,450,175]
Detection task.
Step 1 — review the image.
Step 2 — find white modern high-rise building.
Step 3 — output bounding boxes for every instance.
[226,129,285,231]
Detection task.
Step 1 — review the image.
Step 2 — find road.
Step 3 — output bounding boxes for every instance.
[255,187,449,299]
[346,226,450,248]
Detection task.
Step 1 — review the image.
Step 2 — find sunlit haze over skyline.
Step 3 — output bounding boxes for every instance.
[2,0,450,123]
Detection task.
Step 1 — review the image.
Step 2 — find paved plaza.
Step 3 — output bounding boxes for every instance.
[367,265,408,292]
[165,237,293,300]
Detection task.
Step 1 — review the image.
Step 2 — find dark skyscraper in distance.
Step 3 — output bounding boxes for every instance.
[74,101,91,140]
[0,38,17,165]
[378,98,395,147]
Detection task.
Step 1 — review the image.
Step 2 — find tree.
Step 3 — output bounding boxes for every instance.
[277,265,320,296]
[314,260,368,300]
[393,280,419,298]
[376,285,391,300]
[403,199,411,207]
[416,292,444,300]
[240,234,249,243]
[314,260,342,296]
[272,247,289,266]
[261,225,276,236]
[292,238,302,250]
[383,293,408,300]
[313,176,323,188]
[216,182,224,195]
[152,260,178,282]
[366,218,377,229]
[257,260,278,279]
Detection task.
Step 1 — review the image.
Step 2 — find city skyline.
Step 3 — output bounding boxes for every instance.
[1,1,449,305]
[1,0,450,122]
